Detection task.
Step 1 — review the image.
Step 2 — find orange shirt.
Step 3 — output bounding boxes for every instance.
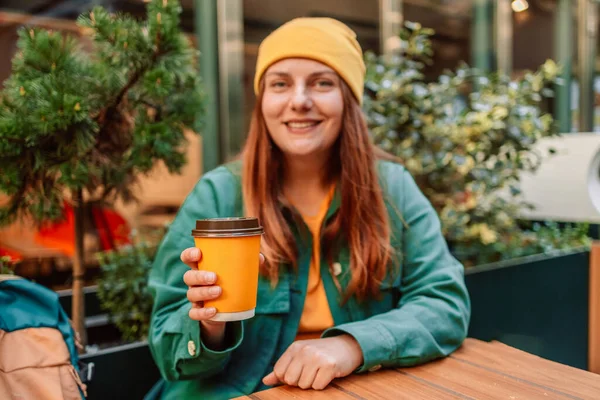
[295,187,336,339]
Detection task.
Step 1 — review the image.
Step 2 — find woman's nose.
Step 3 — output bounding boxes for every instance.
[290,85,312,111]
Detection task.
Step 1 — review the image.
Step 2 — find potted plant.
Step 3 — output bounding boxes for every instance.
[363,22,593,369]
[0,0,205,347]
[94,226,165,345]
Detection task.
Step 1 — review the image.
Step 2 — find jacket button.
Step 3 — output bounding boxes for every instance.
[332,262,342,276]
[368,364,382,372]
[187,340,196,356]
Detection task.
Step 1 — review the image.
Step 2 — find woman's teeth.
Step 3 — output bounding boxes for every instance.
[287,121,319,129]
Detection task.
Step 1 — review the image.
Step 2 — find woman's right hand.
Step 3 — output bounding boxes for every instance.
[181,247,227,349]
[181,247,265,349]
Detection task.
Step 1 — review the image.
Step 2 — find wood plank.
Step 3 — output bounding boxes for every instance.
[335,369,467,399]
[453,339,600,398]
[400,353,577,399]
[234,369,467,399]
[240,338,600,399]
[244,384,357,399]
[589,241,600,374]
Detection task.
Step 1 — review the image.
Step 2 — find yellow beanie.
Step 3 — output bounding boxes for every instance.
[254,17,366,104]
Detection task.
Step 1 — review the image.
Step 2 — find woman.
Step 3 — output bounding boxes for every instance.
[146,17,470,399]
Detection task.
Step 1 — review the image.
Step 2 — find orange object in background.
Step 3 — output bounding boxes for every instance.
[34,202,131,257]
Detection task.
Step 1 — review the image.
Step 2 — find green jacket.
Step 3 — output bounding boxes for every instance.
[146,160,470,399]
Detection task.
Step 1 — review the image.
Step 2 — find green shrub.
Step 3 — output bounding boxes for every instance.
[364,22,591,266]
[96,228,164,342]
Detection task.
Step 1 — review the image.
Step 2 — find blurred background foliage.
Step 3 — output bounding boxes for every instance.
[96,226,165,342]
[364,22,591,266]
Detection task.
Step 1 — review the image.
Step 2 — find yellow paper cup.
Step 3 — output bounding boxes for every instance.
[191,217,263,322]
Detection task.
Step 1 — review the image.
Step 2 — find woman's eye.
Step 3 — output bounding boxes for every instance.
[270,81,287,88]
[315,80,334,88]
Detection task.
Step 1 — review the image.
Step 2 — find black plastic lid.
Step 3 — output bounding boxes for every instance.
[191,217,263,237]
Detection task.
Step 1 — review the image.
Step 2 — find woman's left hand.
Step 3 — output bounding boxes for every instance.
[262,335,364,390]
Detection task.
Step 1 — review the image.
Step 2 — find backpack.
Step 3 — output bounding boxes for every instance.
[0,275,87,399]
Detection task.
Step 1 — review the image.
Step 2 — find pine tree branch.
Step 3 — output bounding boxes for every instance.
[109,66,146,113]
[104,20,173,117]
[108,43,164,114]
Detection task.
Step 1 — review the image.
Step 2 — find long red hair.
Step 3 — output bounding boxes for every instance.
[242,80,396,302]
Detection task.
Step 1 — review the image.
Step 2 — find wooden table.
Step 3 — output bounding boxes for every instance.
[237,338,600,399]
